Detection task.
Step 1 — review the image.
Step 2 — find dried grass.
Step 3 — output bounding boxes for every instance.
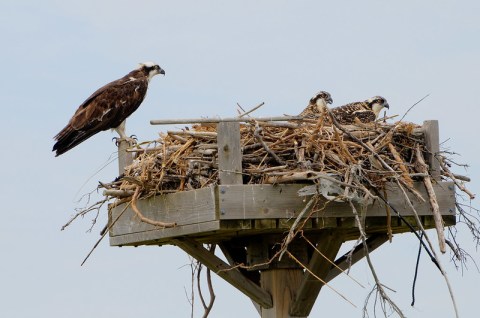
[105,118,425,199]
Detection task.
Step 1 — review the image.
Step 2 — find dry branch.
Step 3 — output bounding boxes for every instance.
[440,157,476,200]
[131,187,176,228]
[415,146,446,253]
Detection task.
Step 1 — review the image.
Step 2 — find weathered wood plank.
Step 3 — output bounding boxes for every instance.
[218,182,455,219]
[217,122,243,185]
[173,237,273,309]
[423,120,440,180]
[289,231,343,316]
[218,184,305,219]
[110,214,455,247]
[110,186,217,235]
[117,139,133,175]
[109,220,221,246]
[219,241,261,285]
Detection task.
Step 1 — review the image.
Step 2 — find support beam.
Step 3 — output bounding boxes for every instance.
[325,233,389,283]
[219,241,260,285]
[289,231,343,317]
[261,269,305,318]
[173,237,273,309]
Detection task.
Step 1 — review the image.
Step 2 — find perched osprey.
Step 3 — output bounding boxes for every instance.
[331,96,389,124]
[299,91,333,118]
[53,62,165,156]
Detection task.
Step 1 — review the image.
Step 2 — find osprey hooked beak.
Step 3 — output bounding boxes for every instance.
[152,65,165,76]
[139,62,165,78]
[157,66,166,76]
[326,95,333,105]
[367,96,389,116]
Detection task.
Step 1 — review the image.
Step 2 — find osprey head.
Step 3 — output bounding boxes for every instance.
[138,61,165,80]
[309,91,333,106]
[366,96,389,116]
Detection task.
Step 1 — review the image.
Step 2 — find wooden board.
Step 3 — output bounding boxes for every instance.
[217,122,243,185]
[218,182,455,219]
[109,182,456,246]
[423,120,441,180]
[109,220,222,247]
[109,186,218,245]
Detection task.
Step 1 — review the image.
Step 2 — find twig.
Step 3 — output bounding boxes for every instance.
[398,94,430,122]
[238,102,265,118]
[388,143,413,187]
[440,158,476,200]
[415,146,446,253]
[61,198,110,231]
[348,201,405,318]
[286,250,357,308]
[278,196,316,260]
[197,245,216,318]
[151,116,303,125]
[80,201,131,266]
[131,187,177,228]
[168,130,217,138]
[301,233,365,288]
[253,122,285,165]
[103,189,135,198]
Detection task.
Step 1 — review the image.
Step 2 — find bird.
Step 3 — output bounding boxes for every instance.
[53,62,165,156]
[330,96,389,124]
[299,91,333,118]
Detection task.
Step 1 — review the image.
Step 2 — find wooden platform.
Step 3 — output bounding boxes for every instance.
[109,181,456,247]
[107,119,456,317]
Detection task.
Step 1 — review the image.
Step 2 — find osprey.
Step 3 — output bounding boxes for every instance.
[53,62,165,156]
[299,91,333,118]
[331,96,389,124]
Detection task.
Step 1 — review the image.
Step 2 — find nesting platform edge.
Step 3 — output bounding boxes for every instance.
[108,181,456,247]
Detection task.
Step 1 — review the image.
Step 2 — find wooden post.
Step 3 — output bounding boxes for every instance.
[217,122,243,185]
[261,269,305,318]
[117,140,133,175]
[423,120,440,180]
[289,231,343,316]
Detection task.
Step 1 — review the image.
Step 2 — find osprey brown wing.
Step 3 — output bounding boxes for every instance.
[299,102,319,119]
[53,71,148,156]
[331,101,375,124]
[351,109,377,123]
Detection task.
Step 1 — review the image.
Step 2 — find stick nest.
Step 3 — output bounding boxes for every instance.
[106,118,430,199]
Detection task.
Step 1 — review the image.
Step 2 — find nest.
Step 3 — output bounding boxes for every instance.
[104,118,431,199]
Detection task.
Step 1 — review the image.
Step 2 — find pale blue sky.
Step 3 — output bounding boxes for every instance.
[1,1,479,317]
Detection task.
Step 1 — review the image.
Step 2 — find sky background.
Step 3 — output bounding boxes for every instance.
[1,1,479,317]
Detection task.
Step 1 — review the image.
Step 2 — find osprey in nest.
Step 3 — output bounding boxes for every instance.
[53,62,165,156]
[332,96,389,124]
[299,91,333,118]
[300,92,389,124]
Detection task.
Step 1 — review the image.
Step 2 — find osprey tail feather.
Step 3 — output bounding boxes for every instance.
[53,125,99,156]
